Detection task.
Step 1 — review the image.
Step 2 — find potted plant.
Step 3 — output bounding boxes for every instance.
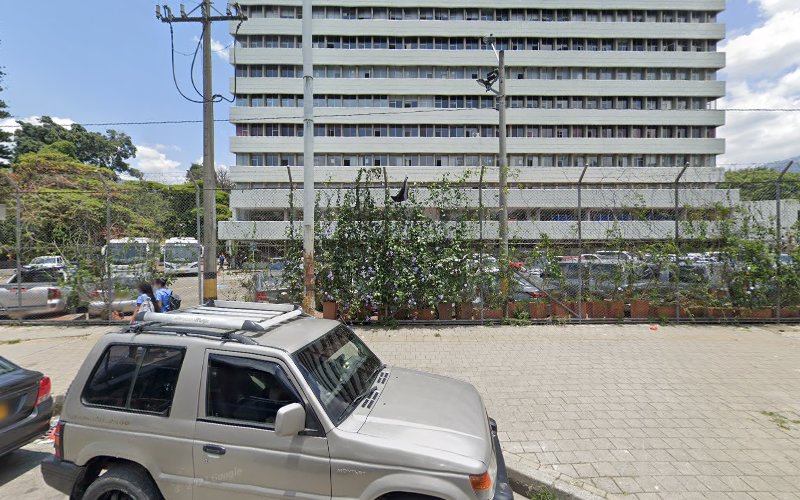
[528,298,550,319]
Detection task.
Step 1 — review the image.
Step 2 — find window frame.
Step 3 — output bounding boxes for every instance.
[197,350,323,436]
[80,343,186,417]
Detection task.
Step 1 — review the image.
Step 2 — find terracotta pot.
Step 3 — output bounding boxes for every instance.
[551,302,575,318]
[740,308,773,320]
[322,301,337,320]
[529,302,549,319]
[455,302,473,320]
[413,308,436,321]
[686,306,706,319]
[630,299,650,319]
[606,300,625,319]
[436,302,454,320]
[654,305,676,319]
[705,307,735,319]
[579,301,596,319]
[393,308,410,320]
[481,308,503,320]
[508,302,527,318]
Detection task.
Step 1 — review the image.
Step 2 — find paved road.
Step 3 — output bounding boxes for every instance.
[1,323,800,499]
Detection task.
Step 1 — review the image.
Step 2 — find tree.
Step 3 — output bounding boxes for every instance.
[0,68,12,164]
[185,162,234,189]
[13,117,139,178]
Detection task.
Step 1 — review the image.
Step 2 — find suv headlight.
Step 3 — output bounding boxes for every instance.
[469,450,497,499]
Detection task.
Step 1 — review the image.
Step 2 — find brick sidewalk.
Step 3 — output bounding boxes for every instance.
[2,323,800,499]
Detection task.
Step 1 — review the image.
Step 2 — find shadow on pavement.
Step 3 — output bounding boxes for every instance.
[0,448,50,487]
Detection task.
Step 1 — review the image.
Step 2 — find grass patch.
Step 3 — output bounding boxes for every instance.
[528,488,558,500]
[761,410,800,430]
[0,338,21,345]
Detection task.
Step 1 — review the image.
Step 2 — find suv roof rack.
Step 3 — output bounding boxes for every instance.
[134,300,304,333]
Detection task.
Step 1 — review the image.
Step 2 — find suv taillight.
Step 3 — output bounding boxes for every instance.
[53,420,64,460]
[36,376,52,406]
[47,288,62,300]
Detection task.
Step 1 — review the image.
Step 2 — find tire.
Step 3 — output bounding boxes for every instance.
[82,464,162,500]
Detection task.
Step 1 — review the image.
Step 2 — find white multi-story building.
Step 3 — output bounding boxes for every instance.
[221,1,727,244]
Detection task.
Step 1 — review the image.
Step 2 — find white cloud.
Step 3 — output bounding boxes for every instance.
[133,144,184,183]
[719,1,800,167]
[191,36,231,62]
[210,38,230,62]
[0,115,75,135]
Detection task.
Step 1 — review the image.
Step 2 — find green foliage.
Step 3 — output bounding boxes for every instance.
[286,169,477,319]
[0,68,12,163]
[725,168,800,201]
[12,116,139,178]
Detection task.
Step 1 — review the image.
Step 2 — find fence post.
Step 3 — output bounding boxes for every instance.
[478,164,485,321]
[189,174,203,305]
[2,173,23,320]
[93,174,113,322]
[674,163,690,323]
[576,165,588,321]
[775,161,794,323]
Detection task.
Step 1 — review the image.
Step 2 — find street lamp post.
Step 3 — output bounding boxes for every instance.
[476,35,509,307]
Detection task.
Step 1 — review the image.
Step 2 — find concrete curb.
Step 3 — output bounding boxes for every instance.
[504,453,608,500]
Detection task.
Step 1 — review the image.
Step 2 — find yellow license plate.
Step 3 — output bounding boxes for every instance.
[0,402,8,421]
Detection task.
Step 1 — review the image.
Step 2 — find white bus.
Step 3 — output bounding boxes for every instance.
[101,238,158,279]
[162,237,203,275]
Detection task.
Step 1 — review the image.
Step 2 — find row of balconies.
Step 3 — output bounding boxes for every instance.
[230,136,725,155]
[230,48,725,69]
[229,108,726,126]
[228,187,739,210]
[232,18,725,39]
[228,78,726,98]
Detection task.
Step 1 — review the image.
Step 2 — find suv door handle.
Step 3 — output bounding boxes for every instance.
[202,444,226,456]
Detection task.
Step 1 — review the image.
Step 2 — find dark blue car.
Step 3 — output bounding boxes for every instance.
[0,355,53,456]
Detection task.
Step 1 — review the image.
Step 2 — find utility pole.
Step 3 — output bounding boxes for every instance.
[156,2,246,302]
[302,0,316,312]
[476,37,509,304]
[497,50,509,295]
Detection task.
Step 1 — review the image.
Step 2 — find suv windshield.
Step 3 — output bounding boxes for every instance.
[292,326,383,425]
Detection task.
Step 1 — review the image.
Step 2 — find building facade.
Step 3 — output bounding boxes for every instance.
[221,0,727,244]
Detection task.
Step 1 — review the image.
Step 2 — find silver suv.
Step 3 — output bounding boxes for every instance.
[41,301,512,500]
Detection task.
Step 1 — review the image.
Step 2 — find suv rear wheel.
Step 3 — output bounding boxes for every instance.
[82,464,162,500]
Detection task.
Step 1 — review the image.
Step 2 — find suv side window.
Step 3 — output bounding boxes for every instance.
[206,354,300,427]
[82,344,185,416]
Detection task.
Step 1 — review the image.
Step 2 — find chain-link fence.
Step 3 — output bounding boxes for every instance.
[3,166,800,324]
[222,166,800,324]
[0,172,208,322]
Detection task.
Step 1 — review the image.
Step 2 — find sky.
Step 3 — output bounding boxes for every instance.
[0,1,798,179]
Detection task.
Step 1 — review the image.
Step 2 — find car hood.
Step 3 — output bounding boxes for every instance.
[358,367,491,462]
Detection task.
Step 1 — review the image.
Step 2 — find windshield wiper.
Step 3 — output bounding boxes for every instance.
[336,362,387,424]
[338,387,376,424]
[367,362,387,386]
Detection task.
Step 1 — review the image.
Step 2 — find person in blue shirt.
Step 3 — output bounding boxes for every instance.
[131,282,157,324]
[152,278,172,313]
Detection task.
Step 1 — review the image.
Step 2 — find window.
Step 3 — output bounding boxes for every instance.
[206,355,300,427]
[82,345,185,415]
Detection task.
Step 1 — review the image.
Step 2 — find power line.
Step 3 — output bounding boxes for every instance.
[4,107,800,129]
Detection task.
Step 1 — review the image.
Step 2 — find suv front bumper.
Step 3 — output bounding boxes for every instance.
[489,418,514,500]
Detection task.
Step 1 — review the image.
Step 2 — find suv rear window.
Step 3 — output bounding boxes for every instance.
[82,344,185,415]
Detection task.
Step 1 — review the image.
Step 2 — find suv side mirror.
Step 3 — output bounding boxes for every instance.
[275,403,306,437]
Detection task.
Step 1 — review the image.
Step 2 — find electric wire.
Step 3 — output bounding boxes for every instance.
[5,106,800,130]
[168,23,206,104]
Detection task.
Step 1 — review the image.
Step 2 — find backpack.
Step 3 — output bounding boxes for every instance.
[166,290,182,311]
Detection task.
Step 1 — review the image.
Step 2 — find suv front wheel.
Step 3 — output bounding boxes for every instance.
[82,464,162,500]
